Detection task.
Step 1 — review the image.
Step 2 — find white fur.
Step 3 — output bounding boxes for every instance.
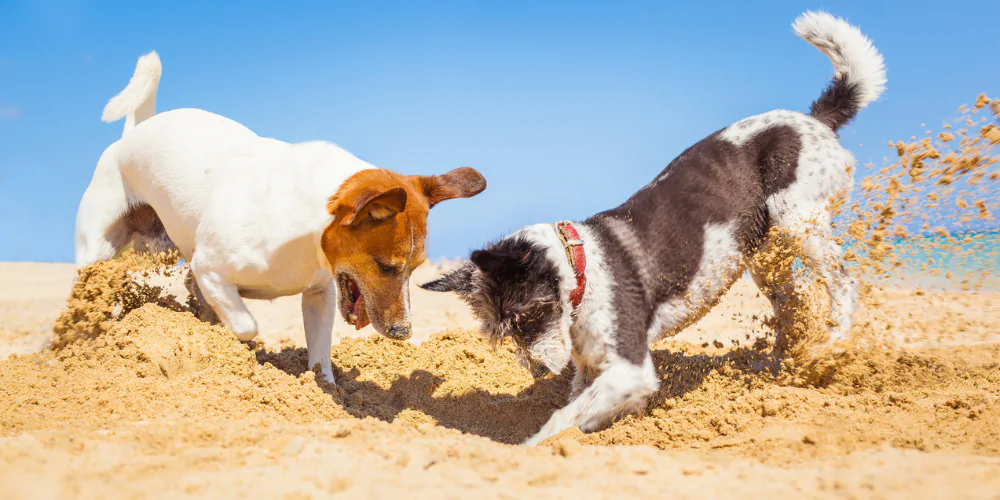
[568,223,617,374]
[514,224,577,374]
[515,222,620,378]
[517,221,660,445]
[102,51,162,137]
[404,220,416,320]
[793,11,886,109]
[647,220,744,343]
[302,281,337,378]
[524,353,658,445]
[721,110,854,216]
[76,55,386,383]
[722,110,860,339]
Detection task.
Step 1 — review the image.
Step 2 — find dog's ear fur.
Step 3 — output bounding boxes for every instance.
[329,187,408,227]
[420,263,474,293]
[470,248,535,279]
[470,249,515,274]
[412,167,487,208]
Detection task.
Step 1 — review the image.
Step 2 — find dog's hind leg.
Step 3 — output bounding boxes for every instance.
[762,210,859,343]
[75,146,135,267]
[523,354,658,446]
[748,231,806,349]
[798,230,859,341]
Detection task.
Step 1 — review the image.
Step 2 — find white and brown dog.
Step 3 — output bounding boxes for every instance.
[422,11,884,444]
[76,53,486,382]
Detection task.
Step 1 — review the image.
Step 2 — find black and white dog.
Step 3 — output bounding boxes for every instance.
[422,11,884,445]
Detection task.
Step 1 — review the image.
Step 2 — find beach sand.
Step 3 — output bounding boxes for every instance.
[2,259,998,499]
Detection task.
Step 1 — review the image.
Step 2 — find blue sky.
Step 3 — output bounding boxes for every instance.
[1,0,998,262]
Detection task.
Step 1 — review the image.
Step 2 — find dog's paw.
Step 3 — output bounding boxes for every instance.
[522,434,545,447]
[522,425,560,446]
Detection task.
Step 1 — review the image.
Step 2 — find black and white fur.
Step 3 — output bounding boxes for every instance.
[422,11,885,445]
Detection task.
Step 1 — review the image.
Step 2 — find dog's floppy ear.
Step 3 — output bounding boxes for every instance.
[420,264,474,293]
[470,249,522,274]
[328,187,408,227]
[412,167,487,208]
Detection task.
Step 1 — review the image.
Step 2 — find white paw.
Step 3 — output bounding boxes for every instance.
[319,369,336,384]
[522,418,566,446]
[230,318,258,342]
[522,433,546,447]
[233,329,258,342]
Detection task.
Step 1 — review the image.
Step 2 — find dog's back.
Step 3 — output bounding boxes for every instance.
[107,108,264,254]
[76,53,310,265]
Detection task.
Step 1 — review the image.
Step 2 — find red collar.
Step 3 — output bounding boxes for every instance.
[555,221,587,313]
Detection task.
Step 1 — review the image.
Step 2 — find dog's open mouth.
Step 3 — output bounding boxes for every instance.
[337,273,370,330]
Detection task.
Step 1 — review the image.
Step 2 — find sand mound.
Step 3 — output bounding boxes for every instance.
[1,304,349,436]
[256,326,1000,459]
[4,286,1000,497]
[51,252,216,349]
[4,255,998,464]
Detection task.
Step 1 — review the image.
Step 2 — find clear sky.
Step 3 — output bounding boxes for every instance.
[1,0,998,262]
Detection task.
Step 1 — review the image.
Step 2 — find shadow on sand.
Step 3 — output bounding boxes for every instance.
[256,342,782,444]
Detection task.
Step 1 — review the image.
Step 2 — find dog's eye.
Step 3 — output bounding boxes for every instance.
[375,260,402,276]
[512,312,531,330]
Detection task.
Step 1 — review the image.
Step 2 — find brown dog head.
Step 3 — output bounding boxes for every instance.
[320,167,486,340]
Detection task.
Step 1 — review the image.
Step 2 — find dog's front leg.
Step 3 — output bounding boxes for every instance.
[569,360,599,401]
[302,281,336,383]
[523,355,658,446]
[190,266,258,342]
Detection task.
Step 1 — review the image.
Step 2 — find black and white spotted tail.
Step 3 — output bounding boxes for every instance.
[794,11,886,132]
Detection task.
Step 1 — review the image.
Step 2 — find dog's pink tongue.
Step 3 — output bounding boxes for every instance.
[352,294,369,330]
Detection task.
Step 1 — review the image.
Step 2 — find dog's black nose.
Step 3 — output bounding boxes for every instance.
[386,324,412,340]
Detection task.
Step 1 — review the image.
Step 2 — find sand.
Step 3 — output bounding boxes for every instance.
[1,257,999,499]
[2,95,998,498]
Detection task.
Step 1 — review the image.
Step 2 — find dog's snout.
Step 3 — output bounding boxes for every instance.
[387,324,412,340]
[529,360,552,379]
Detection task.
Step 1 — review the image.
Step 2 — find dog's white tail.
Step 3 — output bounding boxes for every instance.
[793,11,886,132]
[101,51,162,137]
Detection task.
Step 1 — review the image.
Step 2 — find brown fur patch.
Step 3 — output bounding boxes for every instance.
[321,167,485,335]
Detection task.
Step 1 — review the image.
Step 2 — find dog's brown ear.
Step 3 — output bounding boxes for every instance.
[412,167,487,208]
[329,187,408,227]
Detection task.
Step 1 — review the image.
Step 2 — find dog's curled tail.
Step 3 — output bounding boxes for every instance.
[101,51,162,137]
[794,11,886,132]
